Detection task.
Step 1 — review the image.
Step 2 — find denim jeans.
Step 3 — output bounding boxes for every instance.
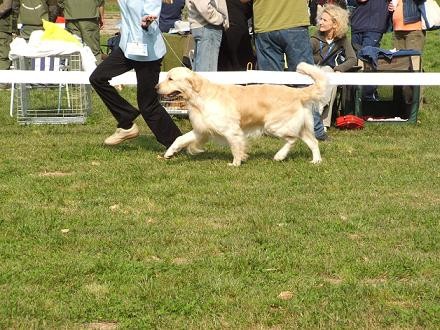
[352,31,383,101]
[191,25,223,72]
[255,26,314,71]
[351,31,383,51]
[313,105,327,140]
[255,27,325,139]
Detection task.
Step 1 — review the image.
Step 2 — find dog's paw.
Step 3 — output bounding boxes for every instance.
[228,161,241,167]
[187,146,205,155]
[310,158,322,164]
[274,150,288,161]
[274,153,287,162]
[163,151,175,159]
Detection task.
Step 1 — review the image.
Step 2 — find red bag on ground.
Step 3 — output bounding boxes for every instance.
[335,115,365,129]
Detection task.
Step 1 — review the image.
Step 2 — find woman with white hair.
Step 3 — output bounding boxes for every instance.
[310,4,357,128]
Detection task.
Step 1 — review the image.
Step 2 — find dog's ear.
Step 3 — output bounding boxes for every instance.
[188,73,202,93]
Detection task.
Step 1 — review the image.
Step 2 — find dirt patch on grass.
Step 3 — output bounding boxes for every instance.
[39,171,72,177]
[84,322,118,330]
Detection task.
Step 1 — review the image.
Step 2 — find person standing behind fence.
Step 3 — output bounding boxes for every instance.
[243,0,313,71]
[18,0,58,40]
[218,0,254,71]
[89,0,182,148]
[240,0,328,141]
[186,0,229,71]
[350,0,390,52]
[350,0,390,101]
[0,0,18,89]
[388,0,425,52]
[159,0,184,33]
[57,0,104,63]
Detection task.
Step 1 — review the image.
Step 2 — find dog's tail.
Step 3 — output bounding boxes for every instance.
[296,62,329,105]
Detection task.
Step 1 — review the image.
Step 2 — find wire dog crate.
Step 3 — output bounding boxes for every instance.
[12,52,91,124]
[159,95,188,117]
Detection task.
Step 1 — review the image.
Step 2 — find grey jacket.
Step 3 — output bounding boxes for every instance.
[186,0,229,30]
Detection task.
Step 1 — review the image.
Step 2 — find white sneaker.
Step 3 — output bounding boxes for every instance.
[104,123,140,145]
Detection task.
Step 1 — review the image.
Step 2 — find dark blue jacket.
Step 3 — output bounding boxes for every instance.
[159,0,185,33]
[350,0,390,34]
[402,0,423,24]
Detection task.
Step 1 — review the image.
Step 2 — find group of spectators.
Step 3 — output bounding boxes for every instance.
[0,0,429,148]
[179,0,426,138]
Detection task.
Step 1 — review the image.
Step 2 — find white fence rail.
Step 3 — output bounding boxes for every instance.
[1,70,440,86]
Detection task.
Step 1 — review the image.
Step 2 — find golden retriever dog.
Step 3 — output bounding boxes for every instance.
[156,62,328,166]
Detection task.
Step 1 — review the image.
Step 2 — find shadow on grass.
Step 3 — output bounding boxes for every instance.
[100,132,326,165]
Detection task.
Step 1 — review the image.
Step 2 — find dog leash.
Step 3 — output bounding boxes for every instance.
[152,20,187,67]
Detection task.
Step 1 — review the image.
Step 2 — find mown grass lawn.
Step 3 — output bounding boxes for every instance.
[0,29,439,328]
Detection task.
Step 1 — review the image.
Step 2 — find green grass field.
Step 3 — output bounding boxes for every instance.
[1,28,440,328]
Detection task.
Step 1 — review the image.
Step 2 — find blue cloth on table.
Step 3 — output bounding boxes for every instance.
[357,46,421,69]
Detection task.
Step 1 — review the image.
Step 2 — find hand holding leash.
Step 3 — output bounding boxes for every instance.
[141,15,157,29]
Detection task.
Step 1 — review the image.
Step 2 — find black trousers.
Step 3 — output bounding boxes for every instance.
[89,48,181,148]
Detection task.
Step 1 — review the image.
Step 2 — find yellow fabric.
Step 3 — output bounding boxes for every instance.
[41,19,81,44]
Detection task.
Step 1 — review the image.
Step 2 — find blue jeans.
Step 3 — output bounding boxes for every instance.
[255,27,325,138]
[351,31,383,50]
[313,105,327,140]
[352,31,383,101]
[191,25,223,72]
[255,27,314,71]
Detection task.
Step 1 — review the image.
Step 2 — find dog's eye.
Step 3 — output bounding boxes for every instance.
[168,77,173,81]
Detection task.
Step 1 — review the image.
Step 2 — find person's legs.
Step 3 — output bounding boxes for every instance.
[0,31,12,70]
[191,25,223,71]
[65,20,81,42]
[219,25,248,71]
[282,26,314,70]
[67,19,102,63]
[351,32,363,52]
[393,30,407,50]
[354,31,383,101]
[254,31,285,71]
[321,86,338,128]
[0,31,12,89]
[89,47,139,129]
[404,30,426,52]
[256,28,325,139]
[20,25,43,40]
[361,31,383,48]
[133,59,182,148]
[77,19,102,63]
[313,106,328,140]
[281,27,326,137]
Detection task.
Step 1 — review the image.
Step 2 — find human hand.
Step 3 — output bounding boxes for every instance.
[388,2,395,12]
[141,15,158,29]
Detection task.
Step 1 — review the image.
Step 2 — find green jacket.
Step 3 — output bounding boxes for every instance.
[58,0,103,20]
[18,0,49,25]
[0,0,18,33]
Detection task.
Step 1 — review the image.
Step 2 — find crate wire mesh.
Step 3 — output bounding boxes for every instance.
[12,52,91,124]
